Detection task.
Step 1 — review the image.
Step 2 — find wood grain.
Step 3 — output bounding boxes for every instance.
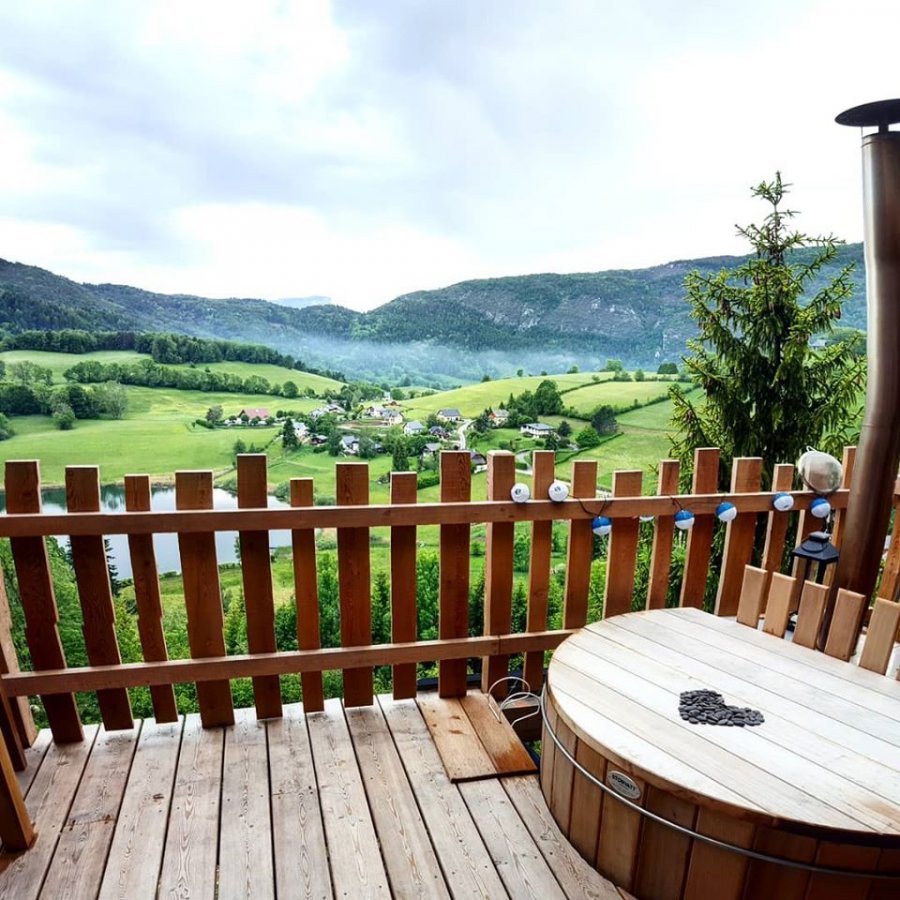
[736,565,768,628]
[679,447,720,608]
[290,478,324,712]
[236,454,281,719]
[761,463,796,575]
[563,460,598,629]
[123,475,178,723]
[390,472,419,700]
[438,451,471,697]
[417,694,495,782]
[793,581,829,650]
[762,572,795,638]
[646,460,680,610]
[824,589,866,661]
[859,598,900,675]
[458,692,536,777]
[0,566,35,753]
[603,470,642,619]
[175,471,234,727]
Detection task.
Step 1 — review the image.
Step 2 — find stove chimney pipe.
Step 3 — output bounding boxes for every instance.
[828,100,900,645]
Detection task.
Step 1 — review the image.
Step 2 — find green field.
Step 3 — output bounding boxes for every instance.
[562,380,672,414]
[0,350,344,394]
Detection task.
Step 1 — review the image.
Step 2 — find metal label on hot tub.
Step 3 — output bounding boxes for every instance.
[606,770,641,800]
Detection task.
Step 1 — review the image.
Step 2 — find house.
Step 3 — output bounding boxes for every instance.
[521,422,554,438]
[404,420,425,435]
[468,449,487,467]
[339,435,360,455]
[428,425,450,439]
[421,442,443,457]
[326,403,344,414]
[489,409,509,426]
[239,407,270,421]
[293,422,309,438]
[437,408,462,423]
[309,433,327,446]
[366,405,387,418]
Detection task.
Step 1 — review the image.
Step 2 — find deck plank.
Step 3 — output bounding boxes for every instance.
[458,693,536,777]
[97,718,183,900]
[502,776,622,900]
[345,704,450,899]
[219,708,275,900]
[268,704,333,900]
[417,695,495,782]
[15,731,52,797]
[307,699,389,898]
[40,723,141,900]
[0,725,99,900]
[379,696,510,899]
[158,714,223,900]
[460,778,567,899]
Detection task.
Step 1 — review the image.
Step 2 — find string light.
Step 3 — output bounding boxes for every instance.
[809,496,831,519]
[510,483,530,503]
[772,492,795,512]
[548,480,569,502]
[592,516,612,537]
[674,509,695,530]
[715,501,737,523]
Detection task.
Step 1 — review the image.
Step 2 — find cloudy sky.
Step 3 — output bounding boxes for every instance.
[0,1,897,309]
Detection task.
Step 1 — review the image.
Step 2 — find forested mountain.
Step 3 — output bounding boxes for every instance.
[0,244,865,383]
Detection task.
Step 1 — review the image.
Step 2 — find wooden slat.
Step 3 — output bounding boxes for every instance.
[438,451,471,697]
[290,478,324,712]
[0,703,32,850]
[828,446,857,557]
[482,452,516,695]
[736,565,768,628]
[632,785,696,900]
[682,808,754,900]
[793,581,829,650]
[714,457,763,616]
[603,470,642,618]
[679,447,720,608]
[236,454,281,719]
[418,694,495,781]
[502,775,622,900]
[123,475,178,723]
[219,708,275,900]
[458,692,536,776]
[761,462,796,574]
[3,631,574,697]
[0,656,25,774]
[175,471,234,727]
[158,714,224,900]
[596,763,645,893]
[824,589,867,661]
[762,572,795,638]
[743,827,816,900]
[806,841,878,900]
[4,460,82,744]
[524,451,555,691]
[0,567,35,753]
[646,459,680,610]
[390,472,418,700]
[879,478,900,602]
[0,725,98,900]
[378,696,509,898]
[568,737,605,865]
[459,777,567,899]
[15,730,51,797]
[859,598,900,675]
[66,466,133,730]
[40,723,140,898]
[98,718,183,900]
[345,703,450,899]
[563,460,598,629]
[336,463,373,707]
[540,695,557,807]
[549,701,577,834]
[307,699,389,898]
[268,704,332,900]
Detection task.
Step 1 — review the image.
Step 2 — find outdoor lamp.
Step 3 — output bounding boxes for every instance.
[674,509,695,531]
[790,530,839,585]
[809,497,832,519]
[639,514,655,523]
[715,501,738,523]
[548,480,569,502]
[510,483,530,503]
[592,516,612,537]
[773,492,795,512]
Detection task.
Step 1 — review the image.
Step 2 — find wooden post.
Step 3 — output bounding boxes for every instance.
[0,678,34,850]
[176,470,234,727]
[563,460,597,629]
[603,470,642,618]
[336,463,373,707]
[646,460,680,609]
[679,448,720,608]
[523,451,555,691]
[0,566,37,755]
[236,454,282,719]
[879,478,900,603]
[482,452,515,697]
[5,460,83,744]
[439,451,471,697]
[290,478,324,711]
[714,457,763,616]
[390,472,418,700]
[760,463,795,576]
[123,475,178,723]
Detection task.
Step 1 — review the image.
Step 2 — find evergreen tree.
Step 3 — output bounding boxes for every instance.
[670,173,864,485]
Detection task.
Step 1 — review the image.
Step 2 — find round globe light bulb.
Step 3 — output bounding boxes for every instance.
[548,480,569,502]
[510,483,530,503]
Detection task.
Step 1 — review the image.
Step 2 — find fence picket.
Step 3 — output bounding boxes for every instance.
[603,469,643,618]
[563,460,597,629]
[390,472,418,700]
[646,460,680,609]
[679,448,720,608]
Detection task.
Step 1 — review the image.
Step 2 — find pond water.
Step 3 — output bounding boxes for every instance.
[0,485,294,579]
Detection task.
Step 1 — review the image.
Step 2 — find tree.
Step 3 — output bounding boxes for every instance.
[575,425,601,448]
[232,438,247,460]
[206,404,224,425]
[558,420,572,438]
[591,405,618,435]
[634,368,645,382]
[603,359,623,372]
[282,380,298,398]
[93,382,128,419]
[52,399,76,430]
[0,413,14,441]
[670,173,864,485]
[533,379,563,415]
[392,437,410,471]
[282,418,299,451]
[9,360,53,387]
[657,362,678,375]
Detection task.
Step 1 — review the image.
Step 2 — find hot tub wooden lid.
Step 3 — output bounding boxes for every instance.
[546,607,900,840]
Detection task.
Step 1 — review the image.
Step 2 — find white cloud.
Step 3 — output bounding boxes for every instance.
[0,0,897,309]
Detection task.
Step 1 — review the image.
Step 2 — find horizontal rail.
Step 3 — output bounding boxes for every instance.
[1,630,574,696]
[0,490,851,538]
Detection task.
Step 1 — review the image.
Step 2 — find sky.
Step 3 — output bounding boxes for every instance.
[0,0,897,310]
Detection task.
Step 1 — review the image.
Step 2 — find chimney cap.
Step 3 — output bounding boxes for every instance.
[836,99,900,128]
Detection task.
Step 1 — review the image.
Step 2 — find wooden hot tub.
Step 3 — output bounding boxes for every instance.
[541,608,900,900]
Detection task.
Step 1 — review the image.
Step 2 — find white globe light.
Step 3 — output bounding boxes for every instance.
[592,516,612,537]
[810,497,831,519]
[639,514,655,523]
[548,480,569,502]
[510,483,530,503]
[674,510,695,531]
[772,492,795,512]
[715,501,738,523]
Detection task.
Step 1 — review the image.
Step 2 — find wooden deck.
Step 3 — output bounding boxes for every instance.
[0,695,625,900]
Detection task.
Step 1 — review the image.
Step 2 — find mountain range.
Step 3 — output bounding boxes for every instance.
[0,244,866,384]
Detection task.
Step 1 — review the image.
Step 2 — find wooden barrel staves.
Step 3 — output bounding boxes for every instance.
[541,610,900,900]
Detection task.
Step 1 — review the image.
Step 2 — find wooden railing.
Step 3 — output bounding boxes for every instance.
[0,444,895,848]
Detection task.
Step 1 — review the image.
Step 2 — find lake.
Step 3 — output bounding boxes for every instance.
[0,485,294,579]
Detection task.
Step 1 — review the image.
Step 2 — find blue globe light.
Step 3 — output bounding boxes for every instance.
[772,492,795,512]
[715,501,738,523]
[810,497,831,519]
[674,509,695,531]
[592,516,612,537]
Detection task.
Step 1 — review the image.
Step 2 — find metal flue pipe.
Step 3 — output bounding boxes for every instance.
[828,100,900,646]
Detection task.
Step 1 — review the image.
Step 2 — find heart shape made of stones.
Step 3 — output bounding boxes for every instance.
[678,689,764,727]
